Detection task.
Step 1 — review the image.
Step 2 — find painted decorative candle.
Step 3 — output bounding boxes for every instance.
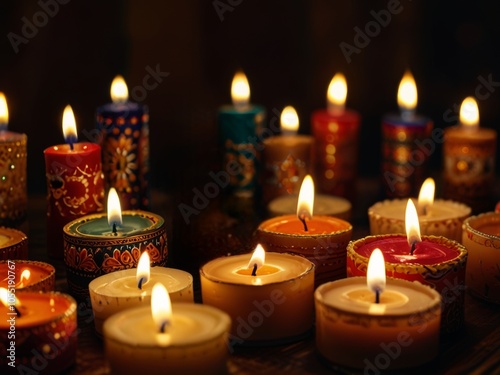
[462,212,500,303]
[200,245,314,344]
[0,289,78,374]
[349,200,468,334]
[267,193,351,220]
[0,227,28,260]
[381,71,433,198]
[261,106,313,203]
[104,284,231,375]
[63,189,167,302]
[443,97,497,213]
[255,175,352,287]
[218,71,265,197]
[311,73,361,201]
[369,178,471,242]
[96,75,150,209]
[44,105,104,259]
[0,93,27,227]
[89,251,193,334]
[0,260,55,292]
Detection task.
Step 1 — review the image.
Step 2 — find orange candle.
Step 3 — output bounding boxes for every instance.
[0,260,55,292]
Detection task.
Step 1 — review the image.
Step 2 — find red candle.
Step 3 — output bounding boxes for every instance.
[311,73,361,202]
[44,105,104,258]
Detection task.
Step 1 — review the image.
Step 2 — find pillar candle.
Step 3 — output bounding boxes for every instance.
[0,93,27,228]
[44,105,104,259]
[96,75,150,209]
[311,73,361,202]
[218,71,265,197]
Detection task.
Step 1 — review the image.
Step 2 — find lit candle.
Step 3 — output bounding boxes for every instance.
[96,75,150,209]
[218,71,266,197]
[0,289,77,374]
[462,211,500,303]
[0,260,55,292]
[63,188,167,302]
[44,105,104,259]
[316,250,441,371]
[0,93,28,227]
[349,199,468,334]
[443,97,497,213]
[261,106,313,203]
[368,177,471,242]
[0,227,28,260]
[381,71,433,198]
[311,73,361,201]
[89,250,193,335]
[103,283,231,375]
[200,244,314,344]
[255,175,352,286]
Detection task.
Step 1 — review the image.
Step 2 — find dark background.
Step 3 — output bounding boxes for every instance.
[0,0,499,197]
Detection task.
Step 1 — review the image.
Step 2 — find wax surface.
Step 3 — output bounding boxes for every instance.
[0,264,52,289]
[383,113,430,127]
[445,126,497,142]
[268,194,351,218]
[97,101,142,116]
[0,130,25,141]
[0,234,9,246]
[476,223,500,237]
[261,214,349,235]
[71,212,156,237]
[370,199,470,222]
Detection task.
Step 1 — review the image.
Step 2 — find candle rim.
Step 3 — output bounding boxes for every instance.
[464,211,500,241]
[0,260,55,289]
[0,227,27,246]
[258,214,352,237]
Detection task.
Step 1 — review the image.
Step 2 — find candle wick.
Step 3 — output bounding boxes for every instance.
[112,223,117,234]
[423,205,427,216]
[251,263,257,276]
[299,216,309,232]
[13,305,21,317]
[375,290,380,304]
[410,241,417,255]
[69,141,74,151]
[159,321,169,334]
[137,277,145,290]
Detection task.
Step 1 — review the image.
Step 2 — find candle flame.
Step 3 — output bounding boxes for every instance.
[0,92,9,130]
[459,96,479,128]
[417,178,435,215]
[297,175,314,220]
[0,287,19,307]
[107,188,123,227]
[327,73,347,113]
[151,283,172,333]
[136,251,151,289]
[405,199,421,248]
[62,105,78,144]
[280,106,299,134]
[111,75,129,103]
[397,71,417,113]
[231,71,250,110]
[367,248,386,297]
[18,269,31,288]
[247,244,266,270]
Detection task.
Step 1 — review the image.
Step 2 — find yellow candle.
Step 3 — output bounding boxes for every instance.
[0,260,55,292]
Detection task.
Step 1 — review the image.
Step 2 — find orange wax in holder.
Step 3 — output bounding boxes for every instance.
[0,260,55,292]
[0,227,28,260]
[347,234,467,334]
[0,291,77,374]
[462,212,500,304]
[255,214,352,287]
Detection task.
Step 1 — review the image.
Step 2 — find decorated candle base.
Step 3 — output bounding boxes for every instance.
[0,227,28,260]
[315,277,441,370]
[267,194,351,220]
[0,260,55,292]
[462,212,500,304]
[63,211,167,301]
[347,234,467,334]
[89,267,193,335]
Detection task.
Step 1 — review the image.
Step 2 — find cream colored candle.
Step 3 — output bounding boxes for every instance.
[267,193,351,220]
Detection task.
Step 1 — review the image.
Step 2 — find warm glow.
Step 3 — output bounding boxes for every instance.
[231,71,250,110]
[111,75,129,103]
[0,92,9,129]
[151,283,172,333]
[459,96,479,128]
[327,73,347,113]
[397,71,417,113]
[417,178,435,215]
[62,105,78,143]
[247,244,266,270]
[367,248,386,295]
[0,287,19,307]
[280,106,299,134]
[136,251,151,289]
[18,269,31,288]
[405,199,421,247]
[107,188,123,227]
[297,175,314,220]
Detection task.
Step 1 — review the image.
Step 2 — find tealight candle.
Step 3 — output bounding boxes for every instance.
[369,177,471,242]
[200,245,314,344]
[104,283,231,375]
[261,106,313,203]
[0,93,28,228]
[89,251,193,334]
[0,289,77,374]
[316,250,441,370]
[44,105,104,258]
[311,73,361,201]
[256,175,352,286]
[443,97,497,213]
[0,227,28,260]
[267,193,351,220]
[349,199,468,334]
[381,71,433,198]
[0,260,55,292]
